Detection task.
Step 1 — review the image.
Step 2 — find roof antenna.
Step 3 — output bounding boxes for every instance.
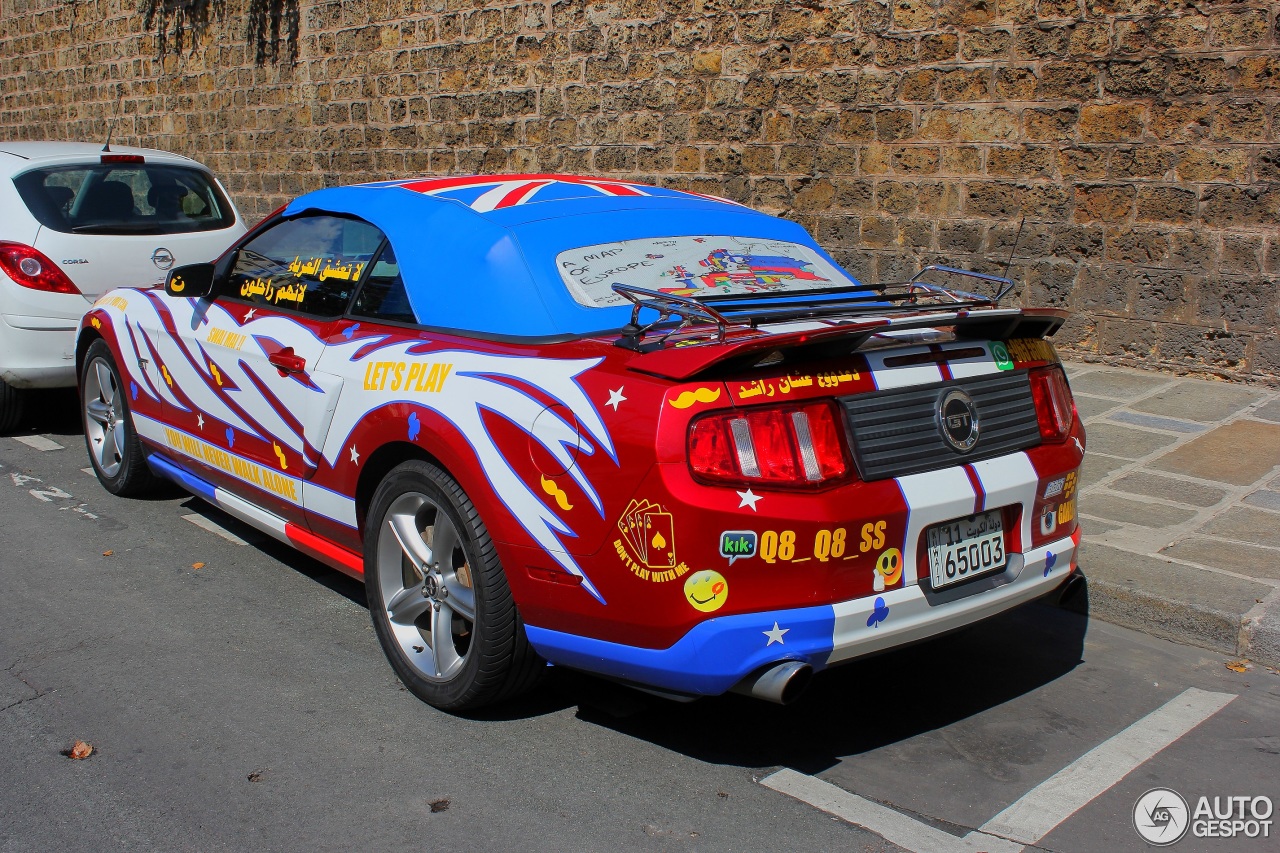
[997,215,1026,302]
[102,120,115,153]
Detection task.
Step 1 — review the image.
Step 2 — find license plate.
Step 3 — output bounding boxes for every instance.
[926,510,1006,590]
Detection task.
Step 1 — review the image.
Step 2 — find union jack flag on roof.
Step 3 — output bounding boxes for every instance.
[381,173,743,213]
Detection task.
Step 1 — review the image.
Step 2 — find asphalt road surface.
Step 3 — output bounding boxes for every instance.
[2,393,1276,853]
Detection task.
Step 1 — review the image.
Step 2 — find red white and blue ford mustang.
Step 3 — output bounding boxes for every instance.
[76,174,1084,710]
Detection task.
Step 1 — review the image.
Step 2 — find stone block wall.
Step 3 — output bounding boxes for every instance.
[1,0,1277,381]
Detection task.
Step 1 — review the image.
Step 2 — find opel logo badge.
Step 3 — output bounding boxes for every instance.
[151,247,175,270]
[939,388,979,453]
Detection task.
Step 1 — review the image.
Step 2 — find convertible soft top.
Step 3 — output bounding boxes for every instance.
[282,175,860,338]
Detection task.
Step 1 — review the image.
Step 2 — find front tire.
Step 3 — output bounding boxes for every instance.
[364,460,541,711]
[81,339,157,496]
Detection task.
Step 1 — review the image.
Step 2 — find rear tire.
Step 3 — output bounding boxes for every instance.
[364,460,541,711]
[0,378,25,434]
[81,340,157,496]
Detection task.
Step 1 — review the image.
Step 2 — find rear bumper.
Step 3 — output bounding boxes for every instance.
[0,312,79,388]
[525,531,1079,696]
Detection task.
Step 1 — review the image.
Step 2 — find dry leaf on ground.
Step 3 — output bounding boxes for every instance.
[64,740,94,760]
[192,562,205,570]
[429,798,450,813]
[1225,660,1251,673]
[102,550,113,557]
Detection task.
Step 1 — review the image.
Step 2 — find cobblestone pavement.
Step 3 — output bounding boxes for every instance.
[1067,361,1280,667]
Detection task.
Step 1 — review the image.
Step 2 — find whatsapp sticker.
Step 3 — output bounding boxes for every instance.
[991,341,1014,371]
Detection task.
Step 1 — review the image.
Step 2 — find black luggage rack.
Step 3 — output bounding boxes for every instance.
[612,265,1017,351]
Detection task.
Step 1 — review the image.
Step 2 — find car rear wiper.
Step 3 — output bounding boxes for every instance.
[71,223,168,235]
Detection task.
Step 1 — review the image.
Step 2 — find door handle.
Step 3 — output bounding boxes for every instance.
[268,348,306,375]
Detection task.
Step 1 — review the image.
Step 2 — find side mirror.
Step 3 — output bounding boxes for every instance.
[165,262,216,298]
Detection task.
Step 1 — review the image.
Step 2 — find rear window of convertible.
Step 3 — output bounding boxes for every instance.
[556,235,856,308]
[13,163,236,236]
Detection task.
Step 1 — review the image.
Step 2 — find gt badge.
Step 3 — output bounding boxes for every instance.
[939,388,979,453]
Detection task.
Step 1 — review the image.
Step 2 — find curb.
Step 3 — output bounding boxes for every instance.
[1240,592,1280,669]
[1083,577,1245,656]
[1077,575,1280,670]
[1075,541,1279,669]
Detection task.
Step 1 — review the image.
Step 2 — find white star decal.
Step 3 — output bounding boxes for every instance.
[243,309,256,322]
[737,488,762,511]
[764,622,789,646]
[349,445,360,465]
[196,413,204,430]
[605,386,627,412]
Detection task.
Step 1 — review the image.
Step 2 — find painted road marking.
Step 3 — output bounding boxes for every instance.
[8,472,100,520]
[761,770,1019,853]
[182,512,252,545]
[82,467,95,476]
[14,436,63,451]
[761,687,1236,852]
[981,687,1236,844]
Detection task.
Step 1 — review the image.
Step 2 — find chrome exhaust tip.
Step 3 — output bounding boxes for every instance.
[731,660,813,705]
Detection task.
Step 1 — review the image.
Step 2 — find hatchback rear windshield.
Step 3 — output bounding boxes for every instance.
[13,163,236,235]
[556,235,856,308]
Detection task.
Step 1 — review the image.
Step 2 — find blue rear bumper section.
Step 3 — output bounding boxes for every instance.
[525,605,837,696]
[147,454,217,503]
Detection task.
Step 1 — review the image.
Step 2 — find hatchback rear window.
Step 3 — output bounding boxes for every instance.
[556,235,856,308]
[13,164,236,235]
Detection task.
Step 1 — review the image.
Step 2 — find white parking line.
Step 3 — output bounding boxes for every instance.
[760,687,1236,852]
[981,687,1236,844]
[182,512,251,545]
[14,436,63,451]
[82,467,95,476]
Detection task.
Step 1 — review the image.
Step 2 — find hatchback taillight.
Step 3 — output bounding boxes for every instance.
[688,401,850,487]
[1029,365,1075,441]
[0,242,81,295]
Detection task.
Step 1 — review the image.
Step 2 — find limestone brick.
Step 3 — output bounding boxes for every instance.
[1,0,1272,382]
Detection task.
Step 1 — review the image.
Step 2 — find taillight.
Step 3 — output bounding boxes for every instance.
[100,153,144,164]
[1030,365,1075,441]
[688,401,850,487]
[0,242,81,295]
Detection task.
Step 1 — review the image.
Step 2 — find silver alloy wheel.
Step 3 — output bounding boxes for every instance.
[377,491,477,680]
[84,357,126,478]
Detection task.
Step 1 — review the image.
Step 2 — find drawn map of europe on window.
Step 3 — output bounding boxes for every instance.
[557,235,855,308]
[661,246,823,294]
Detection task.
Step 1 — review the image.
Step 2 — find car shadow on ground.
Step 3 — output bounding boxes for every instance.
[172,488,1090,774]
[526,585,1091,775]
[178,498,372,606]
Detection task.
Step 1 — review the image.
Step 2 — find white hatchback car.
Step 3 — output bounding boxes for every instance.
[0,141,246,430]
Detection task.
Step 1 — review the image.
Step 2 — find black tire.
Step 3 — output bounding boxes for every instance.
[80,339,157,496]
[0,377,25,434]
[364,460,541,711]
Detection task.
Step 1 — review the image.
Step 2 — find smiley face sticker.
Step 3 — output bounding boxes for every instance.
[873,548,903,592]
[683,569,728,613]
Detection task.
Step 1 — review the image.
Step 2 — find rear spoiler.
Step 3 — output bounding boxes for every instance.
[623,306,1068,381]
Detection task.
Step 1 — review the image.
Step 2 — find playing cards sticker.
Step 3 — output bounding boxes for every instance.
[613,499,691,583]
